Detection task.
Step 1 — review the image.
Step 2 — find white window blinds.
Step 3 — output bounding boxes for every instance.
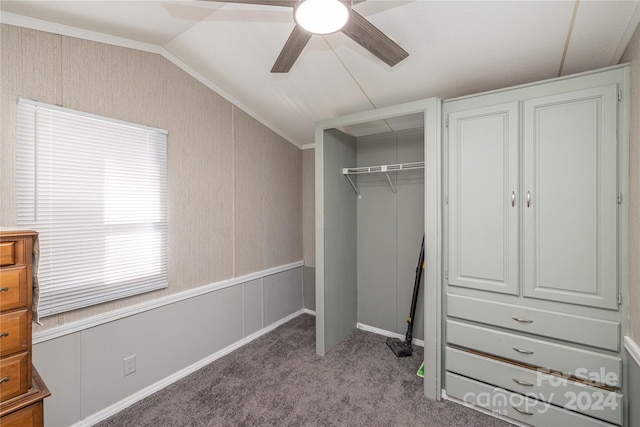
[16,99,168,317]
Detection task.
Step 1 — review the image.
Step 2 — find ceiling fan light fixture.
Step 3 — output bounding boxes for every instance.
[294,0,349,35]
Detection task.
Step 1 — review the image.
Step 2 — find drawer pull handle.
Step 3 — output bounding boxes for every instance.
[527,191,531,207]
[0,332,8,339]
[513,347,534,355]
[512,316,533,323]
[0,287,8,292]
[512,378,534,387]
[0,377,9,385]
[512,405,534,416]
[511,191,516,207]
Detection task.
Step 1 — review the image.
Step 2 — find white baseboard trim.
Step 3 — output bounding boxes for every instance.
[76,308,308,427]
[34,261,304,344]
[356,322,425,347]
[624,335,640,367]
[302,308,316,316]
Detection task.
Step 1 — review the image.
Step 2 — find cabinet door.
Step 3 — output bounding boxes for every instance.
[523,84,618,309]
[448,102,519,295]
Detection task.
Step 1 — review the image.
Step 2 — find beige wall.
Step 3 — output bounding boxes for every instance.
[302,148,315,267]
[0,24,302,332]
[622,24,640,343]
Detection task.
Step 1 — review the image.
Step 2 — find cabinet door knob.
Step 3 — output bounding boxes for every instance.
[513,347,534,355]
[512,316,533,324]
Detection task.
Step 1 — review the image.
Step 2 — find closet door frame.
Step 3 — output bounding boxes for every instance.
[315,97,442,400]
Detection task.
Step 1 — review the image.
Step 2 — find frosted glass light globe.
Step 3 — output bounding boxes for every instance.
[294,0,349,35]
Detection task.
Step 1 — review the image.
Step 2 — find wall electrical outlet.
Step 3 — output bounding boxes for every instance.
[123,354,136,376]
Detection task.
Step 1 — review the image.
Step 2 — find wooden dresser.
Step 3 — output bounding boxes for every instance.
[0,230,50,427]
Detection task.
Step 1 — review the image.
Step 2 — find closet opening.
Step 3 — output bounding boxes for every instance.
[314,98,442,400]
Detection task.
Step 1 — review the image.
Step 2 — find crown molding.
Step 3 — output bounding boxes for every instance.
[0,11,160,54]
[1,12,304,149]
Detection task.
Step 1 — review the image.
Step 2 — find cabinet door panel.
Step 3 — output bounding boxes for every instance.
[448,103,519,294]
[523,84,618,309]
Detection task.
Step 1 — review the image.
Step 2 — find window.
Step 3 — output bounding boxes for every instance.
[16,99,168,317]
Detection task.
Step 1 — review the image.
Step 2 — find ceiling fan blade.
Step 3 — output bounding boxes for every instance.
[341,10,408,67]
[271,25,312,73]
[202,0,296,7]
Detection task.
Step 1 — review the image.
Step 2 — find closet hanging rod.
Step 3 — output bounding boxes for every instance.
[342,161,425,175]
[342,161,425,195]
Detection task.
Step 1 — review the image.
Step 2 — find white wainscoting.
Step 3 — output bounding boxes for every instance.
[33,263,305,427]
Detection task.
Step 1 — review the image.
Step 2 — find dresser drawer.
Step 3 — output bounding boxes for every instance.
[447,294,620,351]
[0,400,43,427]
[0,267,28,311]
[0,352,30,401]
[447,320,621,387]
[446,372,615,426]
[446,347,622,425]
[0,242,16,267]
[0,309,30,358]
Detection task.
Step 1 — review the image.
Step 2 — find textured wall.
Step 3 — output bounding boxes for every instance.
[234,108,302,275]
[622,24,640,344]
[1,24,302,331]
[1,25,62,223]
[302,148,315,267]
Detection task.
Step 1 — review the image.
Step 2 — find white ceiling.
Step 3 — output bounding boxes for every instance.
[2,0,639,147]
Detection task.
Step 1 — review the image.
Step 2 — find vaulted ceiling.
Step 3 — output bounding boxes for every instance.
[2,0,639,147]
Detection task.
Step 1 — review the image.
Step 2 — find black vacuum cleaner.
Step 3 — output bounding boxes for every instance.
[386,234,425,358]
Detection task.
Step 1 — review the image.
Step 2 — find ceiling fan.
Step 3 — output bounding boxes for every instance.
[203,0,409,73]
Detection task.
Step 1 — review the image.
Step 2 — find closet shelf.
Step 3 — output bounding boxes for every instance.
[342,161,425,195]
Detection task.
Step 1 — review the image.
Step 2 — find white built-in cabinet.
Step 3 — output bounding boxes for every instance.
[448,101,520,295]
[448,83,619,309]
[522,86,619,309]
[444,65,629,426]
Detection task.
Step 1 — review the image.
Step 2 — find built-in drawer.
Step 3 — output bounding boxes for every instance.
[0,351,29,401]
[0,400,44,427]
[447,320,621,387]
[0,267,28,311]
[0,242,16,267]
[447,294,620,351]
[0,309,30,358]
[445,372,615,427]
[446,347,622,425]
